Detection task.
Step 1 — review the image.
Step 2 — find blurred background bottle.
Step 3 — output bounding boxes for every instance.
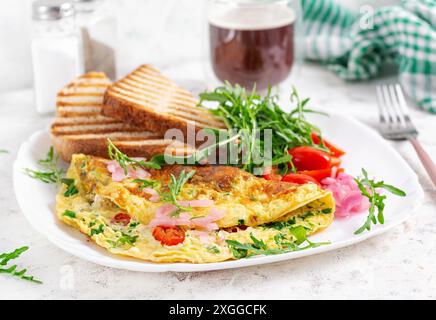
[31,0,84,114]
[74,0,117,80]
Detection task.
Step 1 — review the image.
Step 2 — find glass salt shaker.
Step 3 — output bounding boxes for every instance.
[74,0,117,80]
[31,0,84,115]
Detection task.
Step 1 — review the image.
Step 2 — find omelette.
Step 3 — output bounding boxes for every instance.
[56,154,335,263]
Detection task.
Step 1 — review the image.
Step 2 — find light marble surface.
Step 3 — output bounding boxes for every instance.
[0,60,435,300]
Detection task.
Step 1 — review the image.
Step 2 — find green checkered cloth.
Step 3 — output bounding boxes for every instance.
[302,0,436,113]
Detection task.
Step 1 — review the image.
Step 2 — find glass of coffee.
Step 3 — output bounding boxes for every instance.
[204,0,302,91]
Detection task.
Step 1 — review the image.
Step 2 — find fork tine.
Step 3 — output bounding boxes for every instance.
[394,84,415,129]
[376,86,387,124]
[376,83,419,141]
[381,85,396,126]
[388,84,406,127]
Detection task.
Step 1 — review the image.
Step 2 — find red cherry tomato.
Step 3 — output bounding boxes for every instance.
[288,146,332,171]
[311,133,345,157]
[281,173,320,185]
[263,167,282,181]
[112,213,131,226]
[330,156,342,168]
[298,168,344,183]
[152,226,185,246]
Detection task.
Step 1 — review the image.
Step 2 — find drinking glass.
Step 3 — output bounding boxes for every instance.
[203,0,303,91]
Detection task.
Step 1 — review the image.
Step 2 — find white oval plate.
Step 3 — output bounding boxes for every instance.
[13,114,424,272]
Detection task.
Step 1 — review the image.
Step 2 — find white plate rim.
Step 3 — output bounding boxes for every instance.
[12,113,424,272]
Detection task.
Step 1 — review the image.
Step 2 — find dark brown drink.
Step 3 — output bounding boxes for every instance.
[209,6,295,90]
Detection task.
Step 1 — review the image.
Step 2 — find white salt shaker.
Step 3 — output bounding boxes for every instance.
[74,0,117,79]
[31,0,84,114]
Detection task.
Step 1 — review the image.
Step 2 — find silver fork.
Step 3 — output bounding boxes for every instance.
[376,84,436,187]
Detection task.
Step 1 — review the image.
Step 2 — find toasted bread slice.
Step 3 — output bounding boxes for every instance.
[102,65,226,137]
[51,72,195,162]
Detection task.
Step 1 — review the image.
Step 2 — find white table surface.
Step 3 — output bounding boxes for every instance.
[1,62,435,300]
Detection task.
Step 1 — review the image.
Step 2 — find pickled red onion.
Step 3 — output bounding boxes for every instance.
[322,173,370,217]
[149,204,224,231]
[143,187,160,202]
[177,200,215,208]
[106,160,151,182]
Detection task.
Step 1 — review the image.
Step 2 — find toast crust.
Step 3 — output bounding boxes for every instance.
[103,93,204,138]
[102,65,226,138]
[52,134,190,162]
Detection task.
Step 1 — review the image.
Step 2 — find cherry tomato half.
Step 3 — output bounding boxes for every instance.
[112,213,131,226]
[263,167,282,181]
[281,173,320,185]
[152,226,185,246]
[311,133,345,157]
[288,146,332,171]
[298,168,344,183]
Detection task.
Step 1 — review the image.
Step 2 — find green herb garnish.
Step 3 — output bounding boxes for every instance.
[62,210,76,218]
[25,147,64,184]
[0,149,8,154]
[160,170,196,214]
[108,233,138,248]
[90,224,105,236]
[354,169,406,235]
[265,217,296,230]
[132,178,160,190]
[107,139,161,173]
[207,246,220,254]
[61,178,78,197]
[226,230,329,259]
[129,221,140,228]
[0,246,42,284]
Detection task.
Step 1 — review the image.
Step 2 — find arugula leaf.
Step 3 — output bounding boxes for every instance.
[62,210,76,218]
[25,147,65,184]
[160,170,196,213]
[198,84,328,175]
[61,178,78,197]
[107,139,161,173]
[0,246,42,284]
[288,226,307,245]
[132,178,160,190]
[354,169,406,235]
[0,246,29,266]
[226,232,329,259]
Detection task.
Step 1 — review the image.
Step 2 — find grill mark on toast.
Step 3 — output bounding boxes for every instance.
[103,64,226,136]
[107,87,227,129]
[122,77,197,104]
[52,123,148,135]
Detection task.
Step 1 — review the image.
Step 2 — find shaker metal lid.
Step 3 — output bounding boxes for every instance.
[32,0,75,20]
